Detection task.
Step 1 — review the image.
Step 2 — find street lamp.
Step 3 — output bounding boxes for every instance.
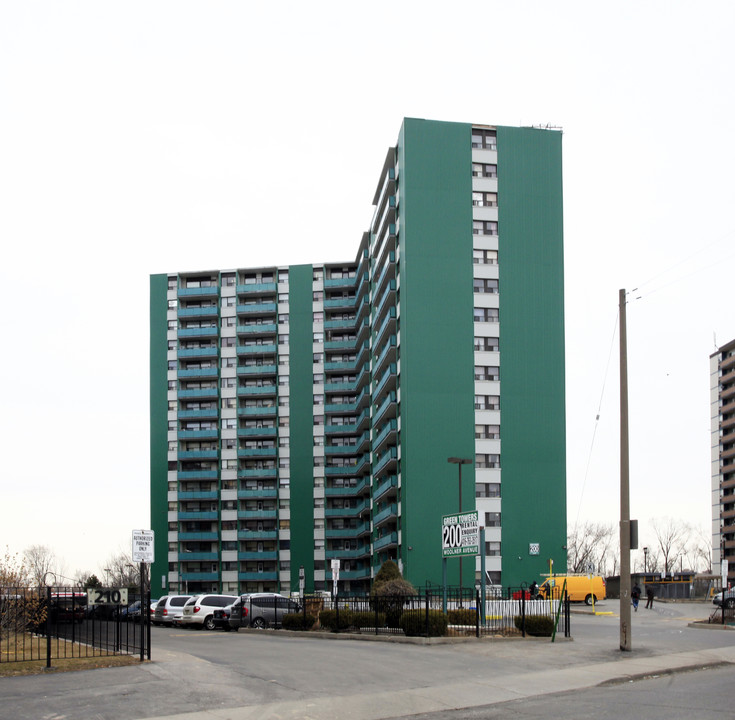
[643,547,649,575]
[448,457,473,601]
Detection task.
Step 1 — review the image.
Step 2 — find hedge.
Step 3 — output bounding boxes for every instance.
[514,614,554,636]
[281,613,316,631]
[399,609,448,637]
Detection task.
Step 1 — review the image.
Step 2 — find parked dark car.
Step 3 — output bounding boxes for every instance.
[228,593,301,630]
[120,600,142,621]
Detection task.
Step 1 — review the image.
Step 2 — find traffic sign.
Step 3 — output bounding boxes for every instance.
[441,511,479,558]
[132,529,155,563]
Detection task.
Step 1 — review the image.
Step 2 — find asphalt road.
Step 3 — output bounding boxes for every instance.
[0,600,732,720]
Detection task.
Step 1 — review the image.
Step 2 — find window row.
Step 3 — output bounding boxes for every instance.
[474,307,499,322]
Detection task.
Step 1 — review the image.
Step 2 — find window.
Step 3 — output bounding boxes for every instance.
[313,291,323,302]
[313,332,323,343]
[278,314,289,324]
[472,163,497,178]
[474,278,498,294]
[168,320,177,330]
[222,438,236,449]
[474,307,499,322]
[485,512,501,527]
[222,337,235,347]
[313,353,324,363]
[221,377,236,388]
[471,129,497,150]
[472,191,497,207]
[313,269,324,281]
[168,380,176,390]
[168,360,177,371]
[474,366,499,381]
[222,418,237,430]
[278,271,289,284]
[222,316,236,328]
[222,398,236,409]
[278,293,288,303]
[476,453,500,468]
[222,459,238,470]
[168,277,177,290]
[474,336,499,351]
[475,424,500,439]
[278,334,289,345]
[221,273,236,286]
[313,312,323,323]
[474,395,500,410]
[168,299,178,310]
[475,483,500,497]
[168,340,177,351]
[473,249,498,265]
[223,296,236,307]
[222,357,236,368]
[168,441,178,451]
[473,220,498,235]
[485,541,501,556]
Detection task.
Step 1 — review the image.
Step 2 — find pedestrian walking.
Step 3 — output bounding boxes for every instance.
[645,585,654,609]
[631,583,641,611]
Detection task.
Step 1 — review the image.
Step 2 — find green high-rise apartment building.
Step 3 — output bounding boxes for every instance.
[150,118,566,597]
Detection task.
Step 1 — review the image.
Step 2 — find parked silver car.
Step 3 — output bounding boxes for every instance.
[713,588,734,608]
[153,595,192,626]
[228,593,301,630]
[180,594,239,630]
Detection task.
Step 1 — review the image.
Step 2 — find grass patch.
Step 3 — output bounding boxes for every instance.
[0,632,142,677]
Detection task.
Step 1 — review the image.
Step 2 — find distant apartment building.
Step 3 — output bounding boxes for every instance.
[149,118,567,597]
[711,338,735,588]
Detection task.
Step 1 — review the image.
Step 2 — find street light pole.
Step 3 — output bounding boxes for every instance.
[448,457,473,602]
[643,547,648,575]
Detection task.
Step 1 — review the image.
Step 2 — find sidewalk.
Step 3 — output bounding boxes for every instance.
[140,644,735,720]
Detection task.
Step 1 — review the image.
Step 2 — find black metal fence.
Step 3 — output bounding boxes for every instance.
[0,586,150,668]
[288,587,571,639]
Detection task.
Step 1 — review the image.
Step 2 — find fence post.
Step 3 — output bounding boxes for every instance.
[475,589,480,638]
[521,588,526,638]
[425,590,430,637]
[335,591,339,633]
[45,585,52,670]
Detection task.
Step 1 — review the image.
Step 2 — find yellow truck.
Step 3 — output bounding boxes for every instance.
[538,575,606,605]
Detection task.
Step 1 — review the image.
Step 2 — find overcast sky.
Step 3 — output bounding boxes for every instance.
[1,1,733,580]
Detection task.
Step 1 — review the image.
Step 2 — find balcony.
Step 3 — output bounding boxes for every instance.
[325,499,369,518]
[177,326,219,339]
[237,384,277,396]
[373,308,397,349]
[324,338,357,352]
[237,364,277,376]
[178,387,219,400]
[373,391,397,426]
[237,323,277,335]
[236,302,277,315]
[237,488,278,500]
[373,446,398,476]
[178,408,219,420]
[373,532,398,552]
[238,467,278,479]
[237,426,277,438]
[180,572,219,581]
[178,285,219,299]
[236,343,278,356]
[179,531,219,541]
[178,491,218,500]
[237,447,277,458]
[373,363,397,402]
[373,475,397,503]
[325,522,369,538]
[325,408,370,436]
[179,552,217,561]
[236,282,277,295]
[178,470,218,480]
[373,503,397,527]
[179,450,219,461]
[325,275,357,289]
[325,378,358,393]
[324,295,356,310]
[178,306,219,319]
[237,509,278,520]
[237,406,277,417]
[238,551,278,561]
[178,367,219,379]
[238,571,278,582]
[237,529,278,540]
[178,429,218,440]
[178,511,218,520]
[178,346,219,359]
[372,419,397,455]
[325,477,369,497]
[325,547,369,561]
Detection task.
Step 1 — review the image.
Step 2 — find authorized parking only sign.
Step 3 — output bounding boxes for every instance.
[132,529,155,563]
[441,511,479,558]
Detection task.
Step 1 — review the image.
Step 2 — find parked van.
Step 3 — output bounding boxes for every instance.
[538,575,606,605]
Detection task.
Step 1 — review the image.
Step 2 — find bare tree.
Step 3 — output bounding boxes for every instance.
[650,517,689,575]
[567,523,616,574]
[24,545,60,586]
[102,550,140,589]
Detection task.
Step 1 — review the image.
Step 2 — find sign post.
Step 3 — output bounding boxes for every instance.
[132,530,154,662]
[331,559,340,598]
[441,511,479,608]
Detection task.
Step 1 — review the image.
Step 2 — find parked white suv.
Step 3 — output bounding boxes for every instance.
[153,595,192,626]
[180,594,239,630]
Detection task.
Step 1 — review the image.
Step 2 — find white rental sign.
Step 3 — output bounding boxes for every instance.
[132,529,155,563]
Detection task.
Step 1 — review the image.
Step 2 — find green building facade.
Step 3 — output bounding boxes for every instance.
[149,118,566,597]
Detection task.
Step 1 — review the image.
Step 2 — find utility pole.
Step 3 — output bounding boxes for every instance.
[619,289,632,651]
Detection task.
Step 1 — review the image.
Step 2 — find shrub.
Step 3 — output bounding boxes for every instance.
[447,608,475,626]
[281,613,316,631]
[350,610,386,629]
[399,609,448,637]
[318,609,353,632]
[514,614,554,636]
